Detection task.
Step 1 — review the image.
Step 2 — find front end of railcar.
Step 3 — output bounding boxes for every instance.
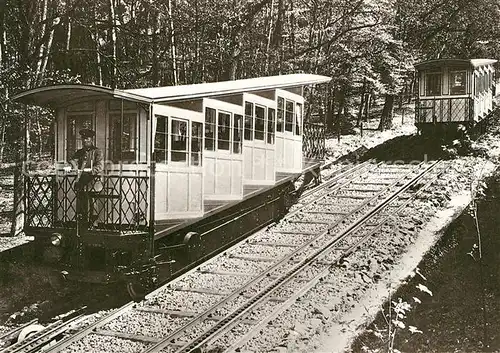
[24,172,154,284]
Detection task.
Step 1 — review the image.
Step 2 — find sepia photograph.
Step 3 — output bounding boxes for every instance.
[0,0,499,352]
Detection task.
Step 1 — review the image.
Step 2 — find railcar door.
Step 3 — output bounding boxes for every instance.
[275,88,304,173]
[242,93,276,185]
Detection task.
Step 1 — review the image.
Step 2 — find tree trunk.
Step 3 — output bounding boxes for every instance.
[151,11,161,86]
[34,0,49,87]
[92,4,103,85]
[264,0,274,74]
[364,93,371,121]
[40,19,58,83]
[336,88,346,142]
[273,0,284,73]
[108,0,117,88]
[168,0,178,85]
[357,78,367,127]
[326,85,335,132]
[378,94,395,131]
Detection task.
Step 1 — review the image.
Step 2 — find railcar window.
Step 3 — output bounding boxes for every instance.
[267,108,275,144]
[244,102,254,140]
[67,114,93,161]
[285,100,294,132]
[255,105,265,140]
[277,97,284,133]
[154,115,168,163]
[449,71,466,95]
[425,73,442,96]
[171,118,188,163]
[295,103,302,135]
[205,107,216,151]
[191,121,202,166]
[233,114,243,153]
[109,112,137,163]
[218,112,231,151]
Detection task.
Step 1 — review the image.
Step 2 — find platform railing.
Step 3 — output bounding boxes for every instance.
[25,174,149,233]
[416,96,473,123]
[303,121,326,160]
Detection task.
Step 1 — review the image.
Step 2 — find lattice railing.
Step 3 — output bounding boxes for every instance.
[303,122,326,159]
[416,97,473,123]
[25,174,149,232]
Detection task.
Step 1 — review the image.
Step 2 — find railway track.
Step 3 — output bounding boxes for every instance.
[0,160,446,353]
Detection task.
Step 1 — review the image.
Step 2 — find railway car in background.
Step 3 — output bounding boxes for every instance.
[415,58,497,136]
[12,74,330,294]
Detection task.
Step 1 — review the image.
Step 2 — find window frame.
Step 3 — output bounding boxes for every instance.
[425,72,442,96]
[449,70,467,95]
[254,104,266,141]
[108,110,138,164]
[66,113,94,162]
[277,97,285,133]
[169,117,189,166]
[285,98,295,133]
[244,101,254,141]
[217,110,232,152]
[154,115,169,164]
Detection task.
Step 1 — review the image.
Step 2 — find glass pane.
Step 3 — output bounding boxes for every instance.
[244,116,253,140]
[267,108,275,144]
[450,71,466,95]
[233,114,242,153]
[277,110,284,133]
[109,113,137,163]
[278,97,284,110]
[218,112,231,150]
[426,73,441,96]
[171,119,187,162]
[295,103,302,135]
[67,114,93,161]
[255,105,265,140]
[191,121,202,166]
[205,107,216,151]
[244,102,253,141]
[245,102,253,116]
[285,99,294,132]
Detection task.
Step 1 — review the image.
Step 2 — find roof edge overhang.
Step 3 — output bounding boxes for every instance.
[125,74,332,103]
[415,59,498,71]
[11,84,152,108]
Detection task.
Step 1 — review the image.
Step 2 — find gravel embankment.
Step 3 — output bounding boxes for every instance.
[235,157,495,353]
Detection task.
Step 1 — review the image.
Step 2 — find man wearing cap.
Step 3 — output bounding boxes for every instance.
[68,129,104,184]
[66,129,104,225]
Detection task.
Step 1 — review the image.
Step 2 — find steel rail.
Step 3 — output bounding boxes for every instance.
[42,161,376,353]
[44,162,423,353]
[223,161,446,352]
[189,160,443,353]
[0,314,84,353]
[141,162,430,353]
[0,320,38,349]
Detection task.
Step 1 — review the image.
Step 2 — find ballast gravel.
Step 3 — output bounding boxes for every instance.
[101,310,190,338]
[60,333,151,353]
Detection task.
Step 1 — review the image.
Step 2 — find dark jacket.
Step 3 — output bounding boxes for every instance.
[69,146,104,175]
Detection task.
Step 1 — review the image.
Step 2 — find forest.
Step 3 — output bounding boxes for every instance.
[0,0,499,161]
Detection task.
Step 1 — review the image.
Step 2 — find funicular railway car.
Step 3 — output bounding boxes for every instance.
[415,58,497,136]
[12,74,331,295]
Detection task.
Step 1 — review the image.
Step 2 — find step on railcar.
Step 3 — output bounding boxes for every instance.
[415,58,497,137]
[12,74,331,292]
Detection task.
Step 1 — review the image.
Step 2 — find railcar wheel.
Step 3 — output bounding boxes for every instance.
[17,324,45,342]
[126,281,146,302]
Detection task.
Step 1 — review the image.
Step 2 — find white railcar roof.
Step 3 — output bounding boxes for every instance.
[12,73,331,107]
[124,73,331,102]
[415,58,497,70]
